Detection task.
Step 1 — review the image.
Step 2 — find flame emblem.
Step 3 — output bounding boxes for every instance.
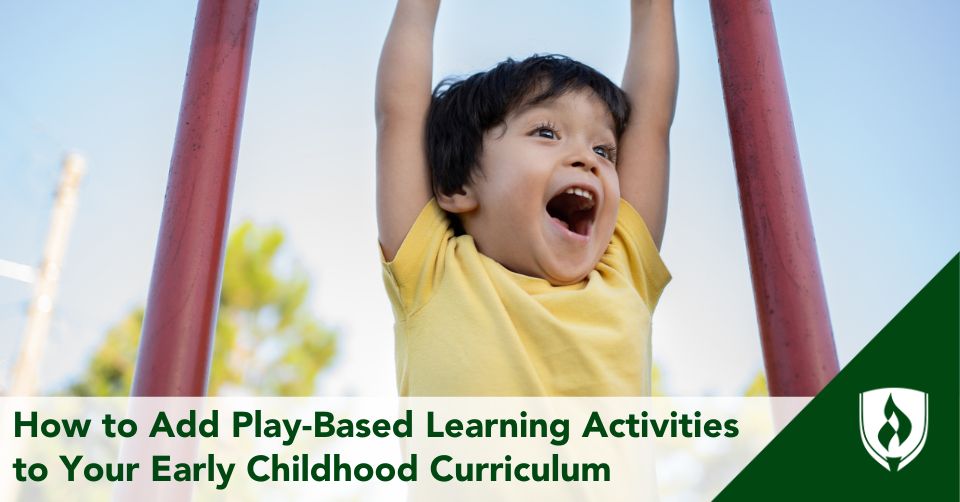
[877,394,912,451]
[860,388,928,472]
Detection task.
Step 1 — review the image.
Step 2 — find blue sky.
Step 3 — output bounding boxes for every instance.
[1,1,957,396]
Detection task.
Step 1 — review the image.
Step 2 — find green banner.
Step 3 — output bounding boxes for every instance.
[718,254,959,499]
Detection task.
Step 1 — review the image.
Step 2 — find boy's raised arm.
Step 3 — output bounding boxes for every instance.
[617,0,678,250]
[376,0,441,261]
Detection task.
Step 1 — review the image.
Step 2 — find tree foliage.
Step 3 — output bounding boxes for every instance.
[743,371,769,397]
[67,221,336,396]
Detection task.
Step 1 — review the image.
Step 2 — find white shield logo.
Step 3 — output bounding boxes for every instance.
[859,388,928,472]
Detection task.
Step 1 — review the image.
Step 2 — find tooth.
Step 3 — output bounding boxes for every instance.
[562,187,595,202]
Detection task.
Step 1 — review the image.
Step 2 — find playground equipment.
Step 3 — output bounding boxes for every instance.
[131,0,258,396]
[132,0,838,397]
[710,0,839,395]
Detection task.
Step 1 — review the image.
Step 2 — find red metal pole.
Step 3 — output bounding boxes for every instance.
[132,0,258,396]
[710,0,839,396]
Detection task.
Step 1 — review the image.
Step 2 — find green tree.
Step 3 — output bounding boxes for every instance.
[67,221,336,396]
[743,371,768,397]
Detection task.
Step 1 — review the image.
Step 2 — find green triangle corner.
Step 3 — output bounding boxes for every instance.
[717,254,959,500]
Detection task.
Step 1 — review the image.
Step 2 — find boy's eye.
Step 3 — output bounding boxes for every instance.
[535,127,557,139]
[594,145,616,161]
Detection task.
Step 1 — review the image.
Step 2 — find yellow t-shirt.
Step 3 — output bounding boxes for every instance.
[381,198,670,396]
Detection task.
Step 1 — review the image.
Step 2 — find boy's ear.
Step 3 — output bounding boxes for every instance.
[436,185,478,214]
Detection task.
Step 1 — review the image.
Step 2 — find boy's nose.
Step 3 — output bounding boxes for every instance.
[566,151,598,175]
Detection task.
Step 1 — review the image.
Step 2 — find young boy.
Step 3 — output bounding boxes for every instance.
[376,0,678,396]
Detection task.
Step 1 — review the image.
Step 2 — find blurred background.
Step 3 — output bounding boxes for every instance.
[0,1,957,397]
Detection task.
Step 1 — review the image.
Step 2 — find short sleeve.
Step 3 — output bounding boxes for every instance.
[603,199,671,312]
[380,199,452,319]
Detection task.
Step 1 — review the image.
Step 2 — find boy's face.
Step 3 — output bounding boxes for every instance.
[443,90,620,286]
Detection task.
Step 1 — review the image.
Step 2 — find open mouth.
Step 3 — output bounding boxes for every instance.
[546,186,597,236]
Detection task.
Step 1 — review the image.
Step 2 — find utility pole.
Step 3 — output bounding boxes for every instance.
[0,258,36,284]
[7,152,86,396]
